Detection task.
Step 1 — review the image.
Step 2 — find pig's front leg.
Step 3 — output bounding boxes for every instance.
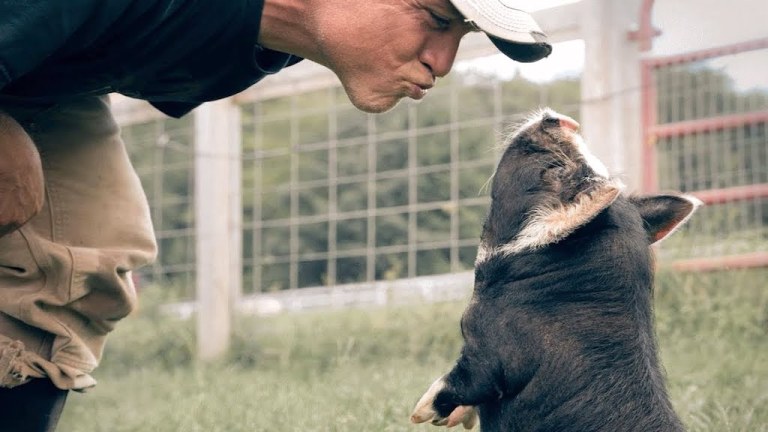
[410,374,479,429]
[410,353,498,429]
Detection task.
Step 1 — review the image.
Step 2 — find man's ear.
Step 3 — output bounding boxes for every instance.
[630,194,702,244]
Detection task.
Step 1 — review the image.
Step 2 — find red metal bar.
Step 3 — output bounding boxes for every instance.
[640,64,658,192]
[690,184,768,205]
[628,0,659,52]
[638,25,768,270]
[668,252,768,272]
[643,37,768,69]
[651,110,768,138]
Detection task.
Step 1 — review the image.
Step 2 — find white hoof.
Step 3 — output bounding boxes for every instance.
[410,376,478,429]
[410,376,446,424]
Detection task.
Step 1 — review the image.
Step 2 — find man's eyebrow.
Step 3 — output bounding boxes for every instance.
[443,4,463,19]
[440,3,480,31]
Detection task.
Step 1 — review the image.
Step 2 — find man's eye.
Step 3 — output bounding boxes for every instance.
[428,11,451,30]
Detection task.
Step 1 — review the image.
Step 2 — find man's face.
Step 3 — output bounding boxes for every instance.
[312,0,475,113]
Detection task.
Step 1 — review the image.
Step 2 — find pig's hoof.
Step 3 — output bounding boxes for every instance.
[410,376,478,429]
[410,376,446,424]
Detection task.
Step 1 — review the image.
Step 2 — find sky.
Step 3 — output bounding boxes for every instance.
[455,39,584,82]
[454,0,768,91]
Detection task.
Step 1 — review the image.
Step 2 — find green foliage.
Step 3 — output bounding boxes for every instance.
[124,73,587,294]
[226,301,465,373]
[61,270,768,432]
[652,64,768,264]
[126,61,766,296]
[656,123,766,192]
[98,285,196,373]
[234,73,583,291]
[655,64,768,124]
[655,269,768,432]
[123,117,196,299]
[658,197,767,261]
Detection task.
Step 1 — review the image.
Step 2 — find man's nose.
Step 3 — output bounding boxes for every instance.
[419,34,462,78]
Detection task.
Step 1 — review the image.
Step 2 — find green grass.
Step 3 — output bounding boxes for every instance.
[58,269,768,432]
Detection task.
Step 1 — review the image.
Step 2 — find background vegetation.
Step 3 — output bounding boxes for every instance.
[86,50,768,431]
[58,269,768,432]
[122,60,767,300]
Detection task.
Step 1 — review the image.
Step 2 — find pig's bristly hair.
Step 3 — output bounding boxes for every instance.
[476,107,624,264]
[484,108,579,197]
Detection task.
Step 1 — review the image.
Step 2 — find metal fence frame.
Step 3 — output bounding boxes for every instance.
[116,0,743,358]
[640,37,768,271]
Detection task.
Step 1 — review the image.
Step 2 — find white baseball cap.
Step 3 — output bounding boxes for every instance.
[448,0,552,62]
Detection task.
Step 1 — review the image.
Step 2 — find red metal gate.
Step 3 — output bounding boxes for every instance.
[641,37,768,271]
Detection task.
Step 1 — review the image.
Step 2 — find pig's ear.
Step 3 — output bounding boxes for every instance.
[630,194,702,244]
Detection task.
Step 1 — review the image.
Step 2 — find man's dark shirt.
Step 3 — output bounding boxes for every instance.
[0,0,302,117]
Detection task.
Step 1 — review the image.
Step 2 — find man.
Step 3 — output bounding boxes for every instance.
[0,0,551,429]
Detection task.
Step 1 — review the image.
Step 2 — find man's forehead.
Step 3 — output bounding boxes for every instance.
[440,0,465,19]
[436,0,463,17]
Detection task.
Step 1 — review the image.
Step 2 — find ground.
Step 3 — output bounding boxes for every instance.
[59,269,768,432]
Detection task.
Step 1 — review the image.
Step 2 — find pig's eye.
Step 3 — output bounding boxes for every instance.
[545,160,568,179]
[547,159,565,169]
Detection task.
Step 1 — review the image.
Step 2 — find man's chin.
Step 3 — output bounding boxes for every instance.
[346,93,403,114]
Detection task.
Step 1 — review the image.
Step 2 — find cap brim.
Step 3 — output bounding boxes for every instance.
[449,0,553,62]
[489,36,552,63]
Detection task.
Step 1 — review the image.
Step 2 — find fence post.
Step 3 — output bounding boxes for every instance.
[194,98,242,360]
[580,0,644,190]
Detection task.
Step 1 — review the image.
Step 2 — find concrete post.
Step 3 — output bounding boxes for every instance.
[194,98,242,360]
[580,0,644,190]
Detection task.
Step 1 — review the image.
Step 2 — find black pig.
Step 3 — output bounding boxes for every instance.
[410,108,699,432]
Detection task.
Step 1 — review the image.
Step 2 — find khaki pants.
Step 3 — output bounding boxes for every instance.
[0,96,157,391]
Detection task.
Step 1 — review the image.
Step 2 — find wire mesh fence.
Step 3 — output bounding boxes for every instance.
[123,115,197,298]
[239,73,581,294]
[643,39,768,267]
[118,38,768,301]
[120,70,582,300]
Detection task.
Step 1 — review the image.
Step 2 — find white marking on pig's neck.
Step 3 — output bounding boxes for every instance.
[476,179,624,263]
[571,133,609,178]
[475,243,491,265]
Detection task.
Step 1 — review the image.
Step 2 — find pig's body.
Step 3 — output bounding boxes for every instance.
[411,109,698,431]
[463,198,682,431]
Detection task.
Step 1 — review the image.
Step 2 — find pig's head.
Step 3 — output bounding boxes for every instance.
[476,108,701,264]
